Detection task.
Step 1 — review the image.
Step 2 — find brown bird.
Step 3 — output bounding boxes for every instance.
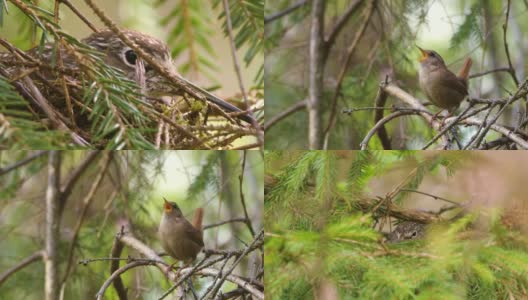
[0,29,255,124]
[158,198,204,265]
[417,46,472,119]
[386,221,426,243]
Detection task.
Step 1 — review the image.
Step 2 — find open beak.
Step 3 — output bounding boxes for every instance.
[416,45,428,62]
[163,197,172,212]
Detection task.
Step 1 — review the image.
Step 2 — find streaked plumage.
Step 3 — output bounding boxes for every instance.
[0,29,254,124]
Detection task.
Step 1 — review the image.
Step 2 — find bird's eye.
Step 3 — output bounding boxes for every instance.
[124,49,137,65]
[428,52,435,57]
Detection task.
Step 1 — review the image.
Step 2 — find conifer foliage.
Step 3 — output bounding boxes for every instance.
[265,151,528,299]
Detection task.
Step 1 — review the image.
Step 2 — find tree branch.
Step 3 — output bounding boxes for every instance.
[502,0,519,86]
[90,229,264,300]
[238,151,255,237]
[265,174,446,224]
[308,0,325,149]
[323,0,375,147]
[264,0,309,24]
[0,150,48,176]
[365,83,528,149]
[323,0,364,57]
[222,0,263,149]
[58,150,101,216]
[264,99,307,131]
[0,251,44,287]
[45,151,61,300]
[61,152,113,288]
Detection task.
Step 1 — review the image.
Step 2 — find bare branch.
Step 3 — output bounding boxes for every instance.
[59,0,98,32]
[366,83,528,149]
[0,251,44,287]
[502,0,519,86]
[264,99,307,131]
[323,0,365,57]
[265,0,308,24]
[61,153,113,287]
[203,230,264,299]
[89,230,264,300]
[203,218,248,230]
[238,151,255,237]
[360,110,424,150]
[323,0,375,147]
[96,261,157,300]
[373,79,391,149]
[45,151,61,300]
[308,0,325,149]
[0,150,47,176]
[469,67,511,79]
[59,151,101,215]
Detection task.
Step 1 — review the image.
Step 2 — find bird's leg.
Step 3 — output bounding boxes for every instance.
[429,109,445,127]
[442,110,455,127]
[164,261,180,278]
[174,260,193,279]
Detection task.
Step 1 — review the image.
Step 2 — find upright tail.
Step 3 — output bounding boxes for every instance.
[458,57,473,81]
[192,207,204,232]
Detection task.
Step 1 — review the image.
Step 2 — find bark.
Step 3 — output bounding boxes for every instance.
[45,151,61,300]
[308,0,325,149]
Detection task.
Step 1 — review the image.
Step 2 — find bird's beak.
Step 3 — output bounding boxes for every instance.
[416,45,428,62]
[163,197,172,212]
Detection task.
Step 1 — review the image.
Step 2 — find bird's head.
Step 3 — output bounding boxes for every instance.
[163,197,183,218]
[83,29,178,96]
[416,45,446,68]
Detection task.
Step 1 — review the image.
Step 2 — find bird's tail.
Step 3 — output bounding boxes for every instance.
[192,207,204,232]
[458,57,473,81]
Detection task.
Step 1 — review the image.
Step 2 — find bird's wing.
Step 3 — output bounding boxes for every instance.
[435,71,468,96]
[184,221,205,247]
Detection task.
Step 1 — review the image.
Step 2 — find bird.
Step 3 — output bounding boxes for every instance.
[158,198,204,265]
[417,46,472,120]
[386,221,426,243]
[0,29,255,124]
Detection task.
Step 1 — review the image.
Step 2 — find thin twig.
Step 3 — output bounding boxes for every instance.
[58,151,101,215]
[469,67,511,79]
[323,0,375,148]
[264,0,308,24]
[59,0,98,32]
[501,0,519,86]
[381,83,528,149]
[0,150,48,176]
[238,151,255,237]
[398,189,461,207]
[95,261,157,300]
[204,230,264,299]
[323,0,364,52]
[203,218,249,230]
[221,0,263,151]
[0,251,44,286]
[61,153,113,287]
[421,101,473,150]
[264,99,307,130]
[361,111,424,150]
